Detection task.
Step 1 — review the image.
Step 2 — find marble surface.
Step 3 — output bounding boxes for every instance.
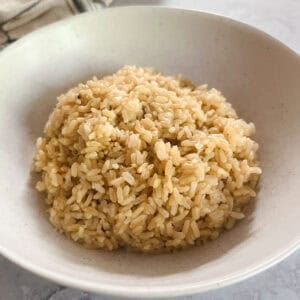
[1,0,299,299]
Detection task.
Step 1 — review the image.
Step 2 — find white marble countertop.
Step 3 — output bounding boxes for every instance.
[1,0,299,299]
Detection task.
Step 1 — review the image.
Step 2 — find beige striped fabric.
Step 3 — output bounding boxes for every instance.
[0,0,113,49]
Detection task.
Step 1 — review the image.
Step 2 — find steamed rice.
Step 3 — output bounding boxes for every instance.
[34,65,261,252]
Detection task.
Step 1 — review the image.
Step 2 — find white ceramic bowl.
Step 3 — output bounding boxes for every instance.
[0,7,299,298]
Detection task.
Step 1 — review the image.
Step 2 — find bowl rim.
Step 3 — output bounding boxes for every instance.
[1,239,299,298]
[0,6,299,298]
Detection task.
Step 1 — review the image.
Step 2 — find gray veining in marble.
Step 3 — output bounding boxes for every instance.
[1,0,299,299]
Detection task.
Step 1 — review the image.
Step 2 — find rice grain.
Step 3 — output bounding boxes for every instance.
[34,65,261,252]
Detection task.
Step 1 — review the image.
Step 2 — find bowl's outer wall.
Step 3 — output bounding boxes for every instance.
[0,7,299,298]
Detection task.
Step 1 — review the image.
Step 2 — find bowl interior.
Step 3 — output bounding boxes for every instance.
[0,7,299,297]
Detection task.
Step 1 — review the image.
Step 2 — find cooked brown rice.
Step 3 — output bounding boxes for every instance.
[34,65,261,252]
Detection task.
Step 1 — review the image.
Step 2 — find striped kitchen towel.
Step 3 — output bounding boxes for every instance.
[0,0,113,49]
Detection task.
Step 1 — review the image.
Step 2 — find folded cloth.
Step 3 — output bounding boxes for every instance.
[0,0,113,49]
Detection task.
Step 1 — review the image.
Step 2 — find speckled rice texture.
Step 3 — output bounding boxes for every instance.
[34,65,261,252]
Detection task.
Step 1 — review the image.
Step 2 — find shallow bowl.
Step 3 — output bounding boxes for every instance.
[0,7,299,298]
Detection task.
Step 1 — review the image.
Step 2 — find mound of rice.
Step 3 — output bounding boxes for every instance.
[34,65,261,252]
